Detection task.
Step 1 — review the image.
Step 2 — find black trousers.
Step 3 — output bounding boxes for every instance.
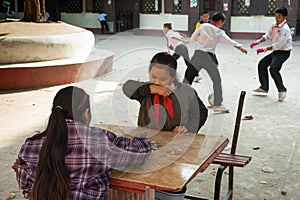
[100,20,109,33]
[258,50,290,92]
[172,44,197,85]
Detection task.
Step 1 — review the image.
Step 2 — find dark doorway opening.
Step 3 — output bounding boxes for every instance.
[297,2,300,38]
[115,0,134,32]
[200,0,230,34]
[45,0,60,21]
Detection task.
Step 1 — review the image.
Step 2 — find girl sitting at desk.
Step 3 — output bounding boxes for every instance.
[123,52,208,134]
[13,86,152,200]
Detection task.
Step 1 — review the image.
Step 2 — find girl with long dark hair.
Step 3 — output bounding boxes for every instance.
[13,86,151,199]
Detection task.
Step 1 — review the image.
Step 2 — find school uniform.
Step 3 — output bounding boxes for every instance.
[195,19,211,30]
[122,80,208,133]
[190,22,243,106]
[194,20,219,65]
[165,30,197,84]
[257,19,292,92]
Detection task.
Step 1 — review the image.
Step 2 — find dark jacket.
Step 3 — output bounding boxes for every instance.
[122,80,208,133]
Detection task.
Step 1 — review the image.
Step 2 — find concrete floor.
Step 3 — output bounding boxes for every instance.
[0,31,299,199]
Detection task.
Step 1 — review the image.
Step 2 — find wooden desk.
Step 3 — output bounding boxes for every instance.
[96,124,229,199]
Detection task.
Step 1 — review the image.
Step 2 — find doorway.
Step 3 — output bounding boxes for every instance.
[200,0,230,34]
[115,0,134,32]
[297,1,300,38]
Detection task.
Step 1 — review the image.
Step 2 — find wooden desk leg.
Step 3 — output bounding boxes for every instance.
[108,187,155,200]
[145,187,155,200]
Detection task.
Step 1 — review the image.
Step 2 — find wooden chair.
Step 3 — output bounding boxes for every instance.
[185,91,252,200]
[212,91,252,200]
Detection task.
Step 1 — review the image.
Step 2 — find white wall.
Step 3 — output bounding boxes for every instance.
[61,13,114,32]
[139,13,188,31]
[8,11,277,35]
[231,16,274,33]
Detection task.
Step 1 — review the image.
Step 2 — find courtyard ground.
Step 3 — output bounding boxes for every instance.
[0,31,299,200]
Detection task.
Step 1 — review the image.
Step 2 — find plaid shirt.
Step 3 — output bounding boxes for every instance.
[14,120,152,199]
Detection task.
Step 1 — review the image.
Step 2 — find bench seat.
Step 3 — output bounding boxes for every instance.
[213,153,252,167]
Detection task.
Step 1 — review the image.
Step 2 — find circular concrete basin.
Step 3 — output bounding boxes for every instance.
[0,20,95,64]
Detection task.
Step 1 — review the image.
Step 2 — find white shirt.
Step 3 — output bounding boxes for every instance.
[263,19,293,51]
[191,23,242,54]
[98,13,107,21]
[165,30,183,49]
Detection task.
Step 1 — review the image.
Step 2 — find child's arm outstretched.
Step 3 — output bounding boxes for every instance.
[234,45,248,54]
[250,37,266,48]
[250,37,269,54]
[219,32,248,54]
[172,36,189,44]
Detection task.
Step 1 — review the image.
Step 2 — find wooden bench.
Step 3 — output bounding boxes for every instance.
[185,91,252,200]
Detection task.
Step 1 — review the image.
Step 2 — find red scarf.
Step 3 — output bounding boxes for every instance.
[272,21,287,30]
[210,21,218,27]
[271,21,287,37]
[153,94,174,129]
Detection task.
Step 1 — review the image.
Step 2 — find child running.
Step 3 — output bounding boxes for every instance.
[163,23,198,84]
[250,6,292,102]
[190,12,247,112]
[193,10,213,82]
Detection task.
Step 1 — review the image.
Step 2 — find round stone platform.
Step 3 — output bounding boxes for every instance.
[0,49,113,91]
[0,20,113,91]
[0,20,95,64]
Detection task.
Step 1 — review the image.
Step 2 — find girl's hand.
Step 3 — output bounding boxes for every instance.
[150,85,174,97]
[173,126,188,134]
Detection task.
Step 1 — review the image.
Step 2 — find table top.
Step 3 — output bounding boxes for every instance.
[96,124,229,192]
